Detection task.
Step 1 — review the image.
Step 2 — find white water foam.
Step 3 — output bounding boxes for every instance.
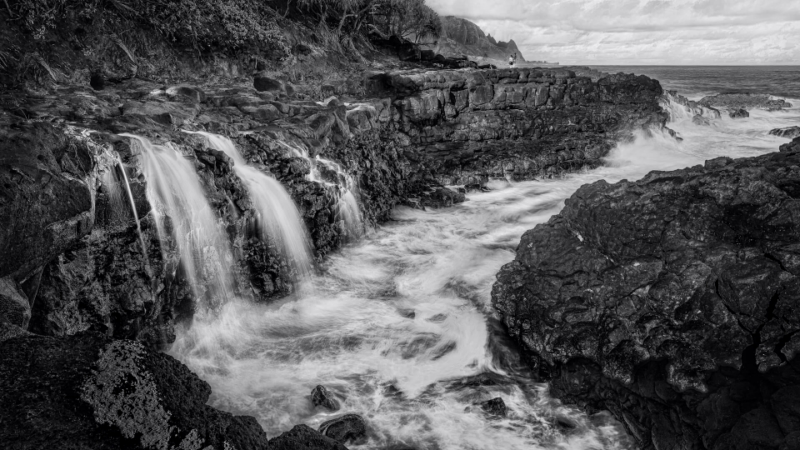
[185,131,315,280]
[123,134,236,309]
[170,93,792,449]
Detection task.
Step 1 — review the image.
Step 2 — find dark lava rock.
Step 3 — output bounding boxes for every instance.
[269,424,348,450]
[492,147,800,450]
[318,414,367,444]
[0,123,95,283]
[90,73,104,90]
[254,74,285,93]
[728,108,749,119]
[770,126,800,139]
[0,333,270,450]
[311,385,340,411]
[419,186,466,209]
[700,93,792,111]
[692,114,712,126]
[480,397,507,417]
[781,137,800,153]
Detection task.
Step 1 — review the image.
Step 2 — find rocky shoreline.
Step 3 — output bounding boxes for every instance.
[492,136,800,450]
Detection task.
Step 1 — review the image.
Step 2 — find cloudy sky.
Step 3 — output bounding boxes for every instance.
[426,0,800,65]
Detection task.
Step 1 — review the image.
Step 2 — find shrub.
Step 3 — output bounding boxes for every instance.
[5,0,290,57]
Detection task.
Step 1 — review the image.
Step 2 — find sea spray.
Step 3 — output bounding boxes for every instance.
[184,131,315,280]
[122,134,237,309]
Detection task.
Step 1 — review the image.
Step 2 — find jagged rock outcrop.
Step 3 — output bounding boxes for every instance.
[0,333,278,450]
[728,108,749,119]
[663,90,721,120]
[771,126,800,139]
[365,67,667,187]
[492,147,800,450]
[427,16,526,62]
[700,93,793,111]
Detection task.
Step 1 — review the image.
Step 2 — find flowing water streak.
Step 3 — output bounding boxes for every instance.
[277,140,364,238]
[185,131,314,279]
[122,134,236,308]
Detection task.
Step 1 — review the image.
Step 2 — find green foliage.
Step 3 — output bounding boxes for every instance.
[6,0,290,56]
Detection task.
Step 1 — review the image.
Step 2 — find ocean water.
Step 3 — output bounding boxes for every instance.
[590,65,800,100]
[170,69,800,449]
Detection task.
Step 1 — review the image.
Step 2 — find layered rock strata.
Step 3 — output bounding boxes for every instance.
[493,146,800,450]
[364,68,667,187]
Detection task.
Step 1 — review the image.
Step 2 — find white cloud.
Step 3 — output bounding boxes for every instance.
[427,0,800,64]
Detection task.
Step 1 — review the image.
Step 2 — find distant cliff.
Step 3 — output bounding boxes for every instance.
[425,16,526,62]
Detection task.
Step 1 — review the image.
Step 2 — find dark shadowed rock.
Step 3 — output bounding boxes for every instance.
[0,334,270,450]
[480,397,507,417]
[700,93,792,111]
[311,385,340,411]
[254,75,285,93]
[0,123,95,283]
[771,126,800,139]
[270,424,349,450]
[318,414,367,444]
[692,114,712,126]
[0,277,30,328]
[492,146,800,450]
[728,108,749,119]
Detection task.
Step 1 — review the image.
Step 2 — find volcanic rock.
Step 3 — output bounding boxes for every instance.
[700,93,792,111]
[270,425,348,450]
[770,126,800,139]
[728,108,749,119]
[492,147,800,450]
[481,397,507,417]
[318,414,367,444]
[311,385,340,411]
[692,114,712,126]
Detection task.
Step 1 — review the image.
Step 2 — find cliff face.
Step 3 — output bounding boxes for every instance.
[364,68,666,187]
[492,147,800,450]
[427,16,526,62]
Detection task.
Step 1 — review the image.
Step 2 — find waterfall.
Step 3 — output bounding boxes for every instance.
[185,131,314,279]
[277,140,364,239]
[121,134,236,308]
[100,152,149,263]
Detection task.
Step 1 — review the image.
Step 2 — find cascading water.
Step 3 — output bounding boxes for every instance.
[278,140,364,239]
[185,131,315,279]
[122,134,237,309]
[168,93,800,448]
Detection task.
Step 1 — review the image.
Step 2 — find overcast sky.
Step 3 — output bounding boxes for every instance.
[426,0,800,65]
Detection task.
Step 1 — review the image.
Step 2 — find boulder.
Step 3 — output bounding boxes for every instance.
[0,334,270,450]
[728,108,749,119]
[771,126,800,139]
[311,385,340,411]
[254,74,285,93]
[480,397,507,417]
[270,425,348,450]
[492,147,800,450]
[318,414,367,444]
[0,123,96,283]
[692,114,712,126]
[0,277,30,328]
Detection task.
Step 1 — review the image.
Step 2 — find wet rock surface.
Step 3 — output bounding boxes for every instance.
[728,108,749,119]
[270,425,348,450]
[493,147,800,450]
[318,414,367,444]
[700,93,793,111]
[771,126,800,139]
[480,397,507,417]
[311,385,340,411]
